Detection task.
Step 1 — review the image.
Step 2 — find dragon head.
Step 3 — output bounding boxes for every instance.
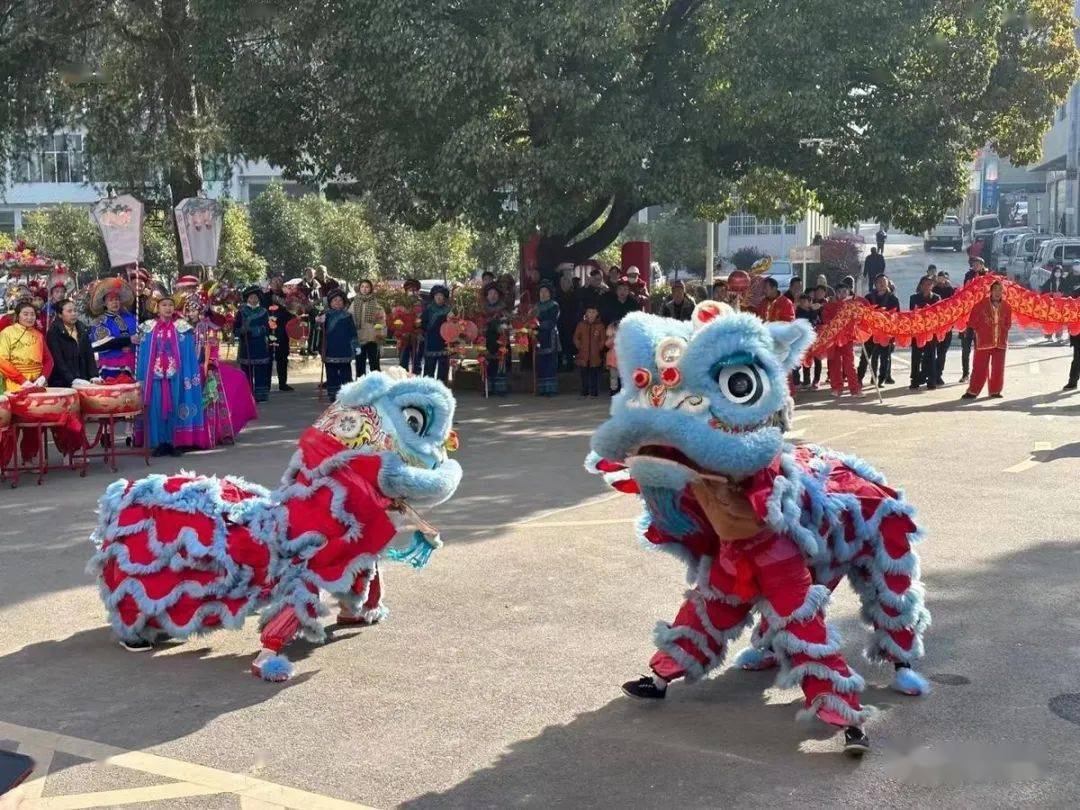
[308,367,462,506]
[590,301,813,490]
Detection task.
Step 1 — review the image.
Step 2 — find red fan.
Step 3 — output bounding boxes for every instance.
[440,320,462,343]
[460,320,479,343]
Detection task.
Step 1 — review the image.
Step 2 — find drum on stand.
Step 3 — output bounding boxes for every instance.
[77,383,142,417]
[10,387,80,424]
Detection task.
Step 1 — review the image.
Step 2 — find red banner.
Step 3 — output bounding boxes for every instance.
[809,276,1080,357]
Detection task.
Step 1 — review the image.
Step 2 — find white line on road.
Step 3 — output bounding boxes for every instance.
[1004,442,1052,473]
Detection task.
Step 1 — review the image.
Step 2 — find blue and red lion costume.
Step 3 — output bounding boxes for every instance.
[89,367,461,681]
[588,300,930,752]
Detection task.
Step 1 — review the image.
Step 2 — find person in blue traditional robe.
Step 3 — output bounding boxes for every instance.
[320,288,358,402]
[234,286,272,402]
[535,281,561,396]
[91,289,141,382]
[421,285,451,383]
[136,296,205,456]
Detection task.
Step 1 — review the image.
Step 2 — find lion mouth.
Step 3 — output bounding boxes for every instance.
[708,412,784,434]
[629,444,711,474]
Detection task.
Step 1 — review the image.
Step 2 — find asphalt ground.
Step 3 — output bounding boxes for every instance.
[2,235,1079,808]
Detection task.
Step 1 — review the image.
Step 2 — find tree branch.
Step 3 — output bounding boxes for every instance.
[559,194,643,263]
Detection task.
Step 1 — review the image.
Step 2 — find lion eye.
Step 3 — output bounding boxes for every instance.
[402,406,428,436]
[716,364,767,405]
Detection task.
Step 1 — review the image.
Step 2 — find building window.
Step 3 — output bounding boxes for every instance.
[10,134,86,184]
[728,210,797,236]
[0,211,15,234]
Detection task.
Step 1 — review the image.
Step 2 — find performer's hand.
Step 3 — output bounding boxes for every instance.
[315,315,326,324]
[131,333,142,345]
[91,377,103,384]
[34,376,47,387]
[20,380,34,389]
[71,378,91,389]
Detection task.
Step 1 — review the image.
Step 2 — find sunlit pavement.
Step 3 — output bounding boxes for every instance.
[2,325,1079,807]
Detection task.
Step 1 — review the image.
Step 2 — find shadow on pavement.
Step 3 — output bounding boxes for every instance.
[401,540,1080,808]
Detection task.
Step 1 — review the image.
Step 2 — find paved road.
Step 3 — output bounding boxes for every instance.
[2,316,1079,807]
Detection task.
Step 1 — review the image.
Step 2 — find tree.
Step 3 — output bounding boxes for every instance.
[216,201,267,286]
[649,212,706,274]
[297,197,379,284]
[248,185,321,278]
[1,1,253,265]
[18,204,107,274]
[227,0,1079,272]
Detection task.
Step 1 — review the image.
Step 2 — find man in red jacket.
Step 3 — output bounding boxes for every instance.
[962,281,1011,399]
[756,277,796,322]
[821,282,862,399]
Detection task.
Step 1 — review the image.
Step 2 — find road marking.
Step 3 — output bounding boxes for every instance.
[1004,442,1052,473]
[785,429,806,440]
[0,720,377,810]
[517,491,623,524]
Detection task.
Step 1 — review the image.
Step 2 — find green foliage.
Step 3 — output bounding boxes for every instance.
[217,201,266,285]
[819,236,862,282]
[248,185,321,278]
[18,204,107,273]
[225,0,1079,257]
[140,210,178,280]
[297,196,379,283]
[731,246,767,272]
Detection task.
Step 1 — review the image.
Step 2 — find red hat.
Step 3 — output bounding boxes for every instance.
[126,266,150,283]
[175,274,200,288]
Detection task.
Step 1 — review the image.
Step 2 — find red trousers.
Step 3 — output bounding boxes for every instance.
[967,347,1005,396]
[826,345,861,395]
[259,567,382,652]
[650,533,863,723]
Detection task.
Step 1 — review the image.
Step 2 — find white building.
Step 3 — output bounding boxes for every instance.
[0,132,298,234]
[714,208,835,261]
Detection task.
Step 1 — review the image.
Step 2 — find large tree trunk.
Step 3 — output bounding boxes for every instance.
[531,195,642,276]
[161,0,204,271]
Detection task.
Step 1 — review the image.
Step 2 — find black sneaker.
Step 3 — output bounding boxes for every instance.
[151,445,168,457]
[960,392,977,400]
[989,393,1003,399]
[1064,383,1077,391]
[908,384,920,391]
[279,384,295,392]
[119,638,154,653]
[622,675,666,701]
[169,446,184,457]
[959,374,969,383]
[883,377,896,385]
[844,726,870,757]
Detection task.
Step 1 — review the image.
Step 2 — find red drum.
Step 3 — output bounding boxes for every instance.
[0,396,10,429]
[11,387,80,425]
[78,382,142,417]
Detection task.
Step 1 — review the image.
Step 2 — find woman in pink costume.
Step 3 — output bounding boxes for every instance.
[184,294,257,446]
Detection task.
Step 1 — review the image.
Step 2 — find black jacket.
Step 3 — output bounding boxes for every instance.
[863,253,886,279]
[46,319,96,387]
[909,292,941,311]
[600,291,639,325]
[659,296,696,321]
[866,291,900,312]
[578,284,607,320]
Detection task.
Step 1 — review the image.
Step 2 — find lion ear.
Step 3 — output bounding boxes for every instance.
[765,320,815,371]
[690,300,734,332]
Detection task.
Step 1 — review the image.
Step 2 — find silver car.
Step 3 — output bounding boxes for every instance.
[1004,232,1063,284]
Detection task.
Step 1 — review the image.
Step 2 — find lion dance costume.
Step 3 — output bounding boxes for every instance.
[89,367,461,681]
[588,301,929,754]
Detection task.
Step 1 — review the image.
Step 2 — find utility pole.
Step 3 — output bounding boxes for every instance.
[705,221,714,286]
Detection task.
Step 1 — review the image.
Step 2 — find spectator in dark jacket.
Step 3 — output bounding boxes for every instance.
[863,247,886,290]
[908,277,941,390]
[932,271,956,384]
[600,279,639,325]
[794,293,822,388]
[578,266,608,319]
[658,280,696,320]
[46,299,97,387]
[858,275,900,385]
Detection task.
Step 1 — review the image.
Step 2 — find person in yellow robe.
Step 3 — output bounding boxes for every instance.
[0,301,53,392]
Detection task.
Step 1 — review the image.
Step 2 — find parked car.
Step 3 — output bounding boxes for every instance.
[968,214,1001,247]
[761,259,796,291]
[923,216,963,251]
[1031,238,1080,289]
[1004,232,1063,284]
[988,226,1034,273]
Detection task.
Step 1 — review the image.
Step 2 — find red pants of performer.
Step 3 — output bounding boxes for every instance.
[967,347,1005,396]
[826,345,861,395]
[650,533,863,724]
[259,568,382,652]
